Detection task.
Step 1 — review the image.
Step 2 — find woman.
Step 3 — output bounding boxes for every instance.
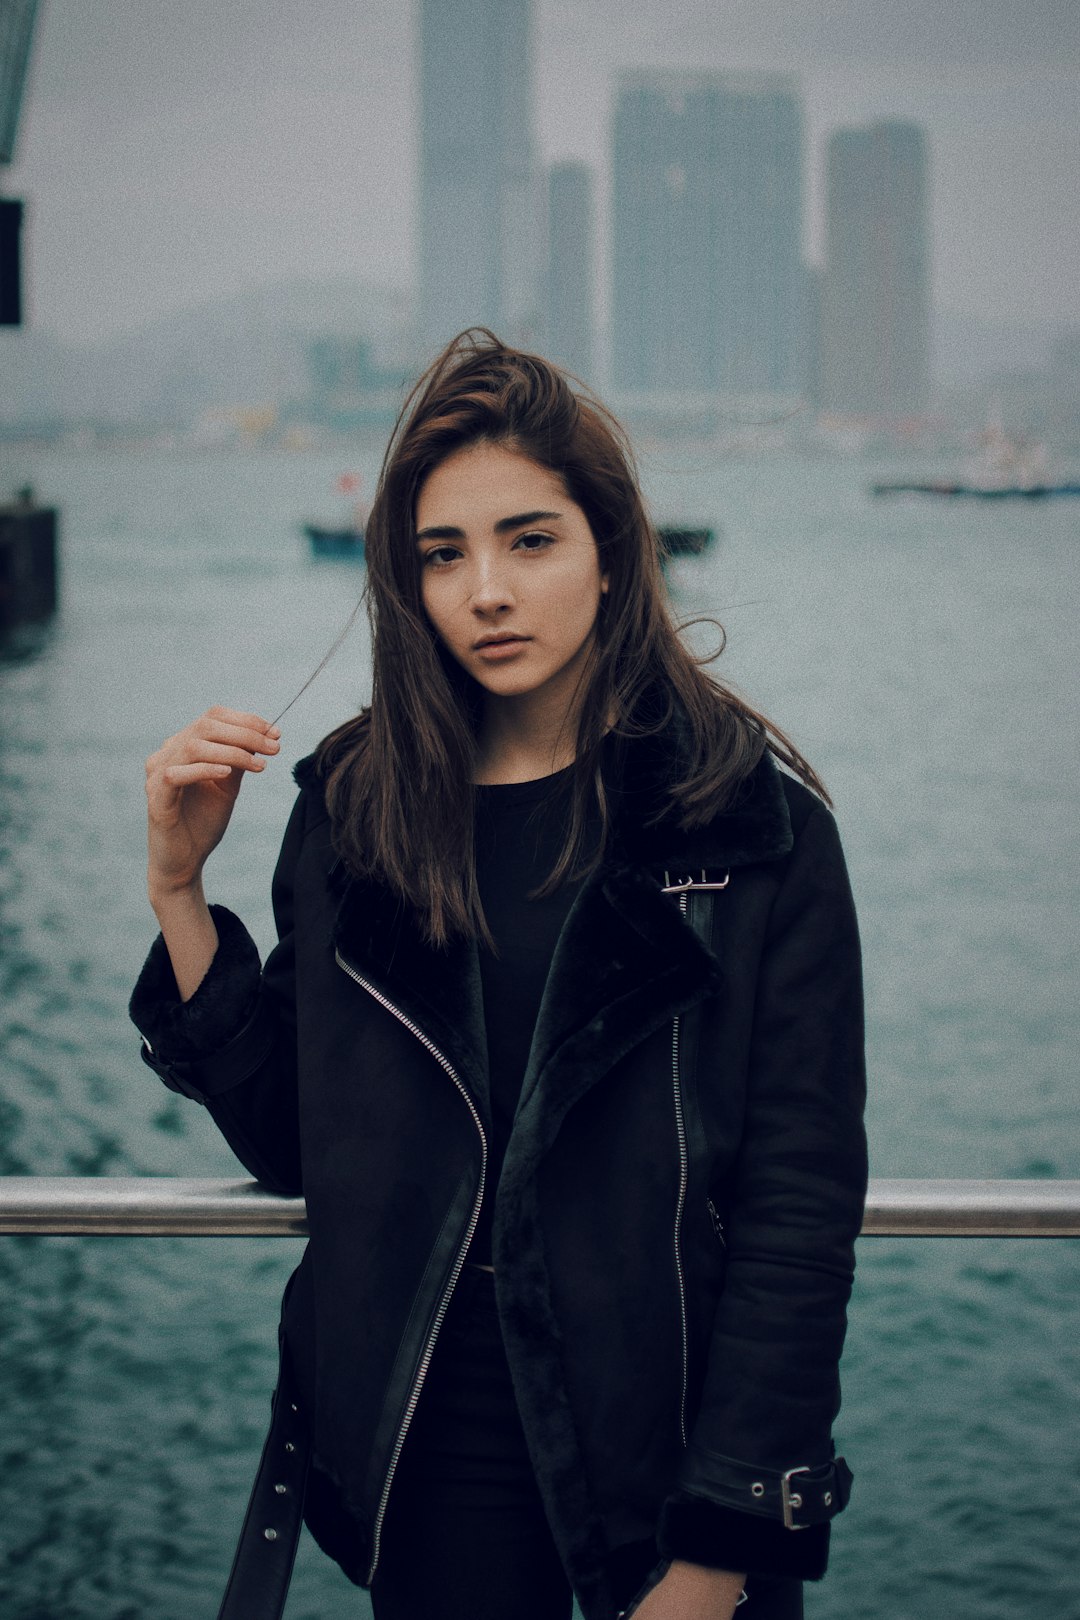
[131,331,867,1620]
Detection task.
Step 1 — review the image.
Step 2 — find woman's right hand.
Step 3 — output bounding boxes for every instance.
[145,706,280,904]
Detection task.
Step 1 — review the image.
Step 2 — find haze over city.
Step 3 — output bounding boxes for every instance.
[1,0,1078,434]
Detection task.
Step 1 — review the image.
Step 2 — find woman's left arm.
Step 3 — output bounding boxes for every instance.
[661,797,869,1583]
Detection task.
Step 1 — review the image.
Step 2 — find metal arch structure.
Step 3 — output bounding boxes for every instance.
[0,0,39,165]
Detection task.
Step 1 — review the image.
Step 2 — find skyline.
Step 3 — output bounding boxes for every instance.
[2,0,1078,350]
[819,121,930,416]
[612,73,805,397]
[418,0,538,345]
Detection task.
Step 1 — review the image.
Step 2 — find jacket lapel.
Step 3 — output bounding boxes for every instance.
[516,863,719,1129]
[331,870,490,1118]
[516,748,794,1135]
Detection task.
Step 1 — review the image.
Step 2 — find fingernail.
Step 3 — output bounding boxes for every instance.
[268,725,282,739]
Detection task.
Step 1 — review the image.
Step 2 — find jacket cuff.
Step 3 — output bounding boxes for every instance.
[658,1493,830,1582]
[676,1447,851,1528]
[129,904,261,1061]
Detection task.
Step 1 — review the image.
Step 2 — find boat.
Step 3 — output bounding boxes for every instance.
[871,405,1080,500]
[304,523,364,559]
[304,473,368,560]
[657,525,716,556]
[872,479,1080,499]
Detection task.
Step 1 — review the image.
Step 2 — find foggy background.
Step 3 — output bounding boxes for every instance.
[2,0,1079,443]
[2,5,1080,1618]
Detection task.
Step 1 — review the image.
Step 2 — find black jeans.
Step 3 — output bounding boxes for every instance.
[370,1266,803,1620]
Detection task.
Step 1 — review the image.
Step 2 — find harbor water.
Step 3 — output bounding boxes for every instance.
[1,446,1078,1618]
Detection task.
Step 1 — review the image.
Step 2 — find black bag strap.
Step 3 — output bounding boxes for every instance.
[216,1334,310,1620]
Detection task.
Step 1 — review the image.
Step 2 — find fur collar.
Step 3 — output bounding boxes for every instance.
[602,710,793,874]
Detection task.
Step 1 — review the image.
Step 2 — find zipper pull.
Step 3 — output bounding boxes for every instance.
[707,1197,726,1246]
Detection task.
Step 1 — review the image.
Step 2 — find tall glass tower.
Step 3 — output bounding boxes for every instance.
[418,0,539,351]
[611,73,805,398]
[545,161,595,383]
[819,121,930,417]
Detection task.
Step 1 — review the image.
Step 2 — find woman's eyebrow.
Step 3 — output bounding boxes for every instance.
[494,508,562,533]
[415,509,563,542]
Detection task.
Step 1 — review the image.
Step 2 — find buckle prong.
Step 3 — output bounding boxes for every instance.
[780,1465,811,1530]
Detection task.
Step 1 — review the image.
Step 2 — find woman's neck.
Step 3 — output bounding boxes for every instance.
[474,694,579,785]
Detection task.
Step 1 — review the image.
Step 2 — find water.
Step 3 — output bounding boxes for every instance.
[1,447,1078,1618]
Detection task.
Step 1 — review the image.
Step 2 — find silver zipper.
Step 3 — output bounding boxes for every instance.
[671,892,691,1449]
[334,948,488,1584]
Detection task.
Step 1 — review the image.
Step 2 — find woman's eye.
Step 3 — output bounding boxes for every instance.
[513,531,553,553]
[423,546,460,567]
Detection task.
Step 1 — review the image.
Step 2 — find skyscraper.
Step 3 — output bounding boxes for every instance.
[418,0,539,350]
[612,73,804,398]
[545,161,595,382]
[819,121,930,417]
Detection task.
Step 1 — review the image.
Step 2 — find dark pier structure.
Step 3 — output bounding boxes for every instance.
[2,1,37,324]
[1,6,58,649]
[0,489,58,643]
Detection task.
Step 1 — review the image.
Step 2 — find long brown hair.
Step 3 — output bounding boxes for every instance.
[317,329,828,944]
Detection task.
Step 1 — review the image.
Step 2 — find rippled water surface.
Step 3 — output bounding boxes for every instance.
[1,448,1078,1618]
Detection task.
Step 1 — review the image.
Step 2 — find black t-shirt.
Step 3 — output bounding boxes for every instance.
[468,763,597,1266]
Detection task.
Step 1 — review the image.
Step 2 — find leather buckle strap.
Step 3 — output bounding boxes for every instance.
[679,1450,852,1529]
[765,1458,851,1529]
[216,1337,311,1620]
[139,994,277,1104]
[140,1038,209,1103]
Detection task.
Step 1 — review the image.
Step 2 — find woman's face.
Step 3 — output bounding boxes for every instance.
[415,441,608,717]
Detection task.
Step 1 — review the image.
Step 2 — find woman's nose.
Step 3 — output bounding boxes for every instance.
[469,555,514,613]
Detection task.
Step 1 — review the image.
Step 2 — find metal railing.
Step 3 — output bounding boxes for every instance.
[1,1177,1079,1237]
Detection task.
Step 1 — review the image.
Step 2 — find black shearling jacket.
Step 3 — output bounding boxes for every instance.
[130,720,868,1620]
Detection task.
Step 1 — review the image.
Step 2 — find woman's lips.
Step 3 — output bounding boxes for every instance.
[474,636,530,662]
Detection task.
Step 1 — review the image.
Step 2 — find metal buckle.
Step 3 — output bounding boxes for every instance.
[780,1464,811,1530]
[660,869,731,894]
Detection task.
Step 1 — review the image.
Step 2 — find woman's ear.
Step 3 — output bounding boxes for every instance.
[600,572,610,595]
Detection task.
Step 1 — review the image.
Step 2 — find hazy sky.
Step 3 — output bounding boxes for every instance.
[5,0,1079,345]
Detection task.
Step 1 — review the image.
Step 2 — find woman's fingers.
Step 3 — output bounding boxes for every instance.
[146,711,281,785]
[189,714,281,766]
[172,737,272,772]
[160,761,238,785]
[144,707,282,844]
[201,713,282,755]
[205,704,279,734]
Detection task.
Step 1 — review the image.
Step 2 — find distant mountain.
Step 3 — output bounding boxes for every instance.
[0,277,415,426]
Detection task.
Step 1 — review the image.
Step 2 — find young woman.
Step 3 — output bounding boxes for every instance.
[131,331,867,1620]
